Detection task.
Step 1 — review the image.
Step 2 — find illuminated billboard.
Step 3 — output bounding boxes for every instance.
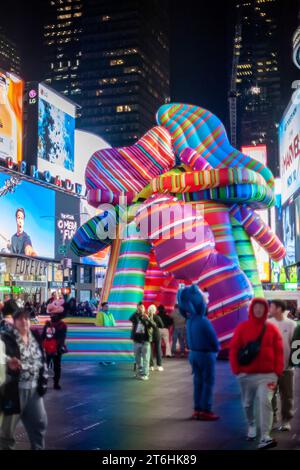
[0,172,55,259]
[0,69,23,164]
[37,83,76,180]
[279,98,300,205]
[241,145,269,282]
[241,145,267,166]
[74,129,110,194]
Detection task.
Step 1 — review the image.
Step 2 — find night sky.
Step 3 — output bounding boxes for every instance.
[2,0,298,132]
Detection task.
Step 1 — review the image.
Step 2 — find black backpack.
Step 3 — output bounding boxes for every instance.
[237,324,266,366]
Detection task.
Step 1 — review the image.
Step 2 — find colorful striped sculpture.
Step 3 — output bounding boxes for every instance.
[71,102,286,346]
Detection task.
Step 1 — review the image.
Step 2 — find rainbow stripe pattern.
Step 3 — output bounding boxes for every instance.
[86,126,175,208]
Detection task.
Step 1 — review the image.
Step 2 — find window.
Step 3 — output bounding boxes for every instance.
[110,59,124,66]
[116,105,132,113]
[80,267,92,284]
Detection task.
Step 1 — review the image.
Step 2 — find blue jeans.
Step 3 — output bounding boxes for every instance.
[189,351,216,413]
[134,342,151,377]
[172,327,185,354]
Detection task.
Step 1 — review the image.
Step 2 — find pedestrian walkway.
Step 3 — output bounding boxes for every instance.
[15,359,300,450]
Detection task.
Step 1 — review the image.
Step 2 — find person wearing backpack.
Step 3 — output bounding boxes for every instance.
[229,298,284,450]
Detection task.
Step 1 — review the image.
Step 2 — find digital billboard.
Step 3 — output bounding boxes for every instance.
[282,199,296,267]
[80,198,110,266]
[241,145,267,166]
[37,83,76,180]
[74,129,110,194]
[0,69,23,164]
[279,98,300,205]
[55,191,80,262]
[0,172,55,259]
[294,193,300,263]
[242,145,270,281]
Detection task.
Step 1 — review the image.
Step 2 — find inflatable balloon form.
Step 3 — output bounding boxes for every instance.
[71,103,285,346]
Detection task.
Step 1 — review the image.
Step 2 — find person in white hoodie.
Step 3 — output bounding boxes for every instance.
[269,300,297,431]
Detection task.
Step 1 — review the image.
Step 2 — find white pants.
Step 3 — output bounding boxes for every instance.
[160,329,171,356]
[238,373,277,440]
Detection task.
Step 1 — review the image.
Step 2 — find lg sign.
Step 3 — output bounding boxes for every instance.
[29,89,37,104]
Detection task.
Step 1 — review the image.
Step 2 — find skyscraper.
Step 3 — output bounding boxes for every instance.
[43,0,170,147]
[230,0,298,175]
[0,27,21,75]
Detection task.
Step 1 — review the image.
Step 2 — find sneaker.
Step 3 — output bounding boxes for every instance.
[199,411,220,421]
[191,411,201,420]
[257,437,277,450]
[247,425,257,441]
[139,375,149,381]
[150,366,155,371]
[156,366,164,371]
[279,422,291,432]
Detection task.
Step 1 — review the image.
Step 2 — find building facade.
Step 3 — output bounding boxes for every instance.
[0,27,20,75]
[43,0,170,147]
[231,0,299,175]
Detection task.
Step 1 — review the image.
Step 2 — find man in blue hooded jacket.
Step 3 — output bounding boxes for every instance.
[178,284,220,421]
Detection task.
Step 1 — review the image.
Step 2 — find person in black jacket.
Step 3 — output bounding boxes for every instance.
[156,305,173,357]
[148,305,164,372]
[129,302,156,381]
[42,313,67,390]
[0,309,48,450]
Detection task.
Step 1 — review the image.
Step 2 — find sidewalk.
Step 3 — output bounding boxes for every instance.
[15,359,300,450]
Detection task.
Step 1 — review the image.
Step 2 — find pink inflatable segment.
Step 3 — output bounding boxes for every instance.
[136,194,252,338]
[229,205,286,262]
[85,126,175,208]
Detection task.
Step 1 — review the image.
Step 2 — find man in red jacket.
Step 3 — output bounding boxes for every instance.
[230,298,284,450]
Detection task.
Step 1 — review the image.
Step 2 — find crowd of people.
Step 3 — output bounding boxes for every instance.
[0,289,299,451]
[0,295,68,449]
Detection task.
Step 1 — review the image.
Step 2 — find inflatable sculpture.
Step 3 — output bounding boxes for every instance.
[71,103,285,346]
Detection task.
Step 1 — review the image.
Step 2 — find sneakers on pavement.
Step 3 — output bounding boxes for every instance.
[257,437,277,450]
[247,425,257,441]
[199,411,220,421]
[149,366,155,371]
[279,422,291,432]
[191,411,201,420]
[156,366,164,371]
[139,375,149,381]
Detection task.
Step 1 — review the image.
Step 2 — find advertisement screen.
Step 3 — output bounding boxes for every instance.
[295,193,300,263]
[282,200,296,267]
[80,198,110,266]
[74,129,110,194]
[279,99,300,205]
[55,192,80,262]
[37,83,76,181]
[0,172,55,259]
[0,69,23,164]
[242,145,267,165]
[242,145,269,281]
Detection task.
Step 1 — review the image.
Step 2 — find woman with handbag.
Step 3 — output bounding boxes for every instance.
[0,309,48,450]
[229,298,284,450]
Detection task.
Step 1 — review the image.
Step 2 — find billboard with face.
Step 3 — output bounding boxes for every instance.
[0,69,23,164]
[0,172,55,259]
